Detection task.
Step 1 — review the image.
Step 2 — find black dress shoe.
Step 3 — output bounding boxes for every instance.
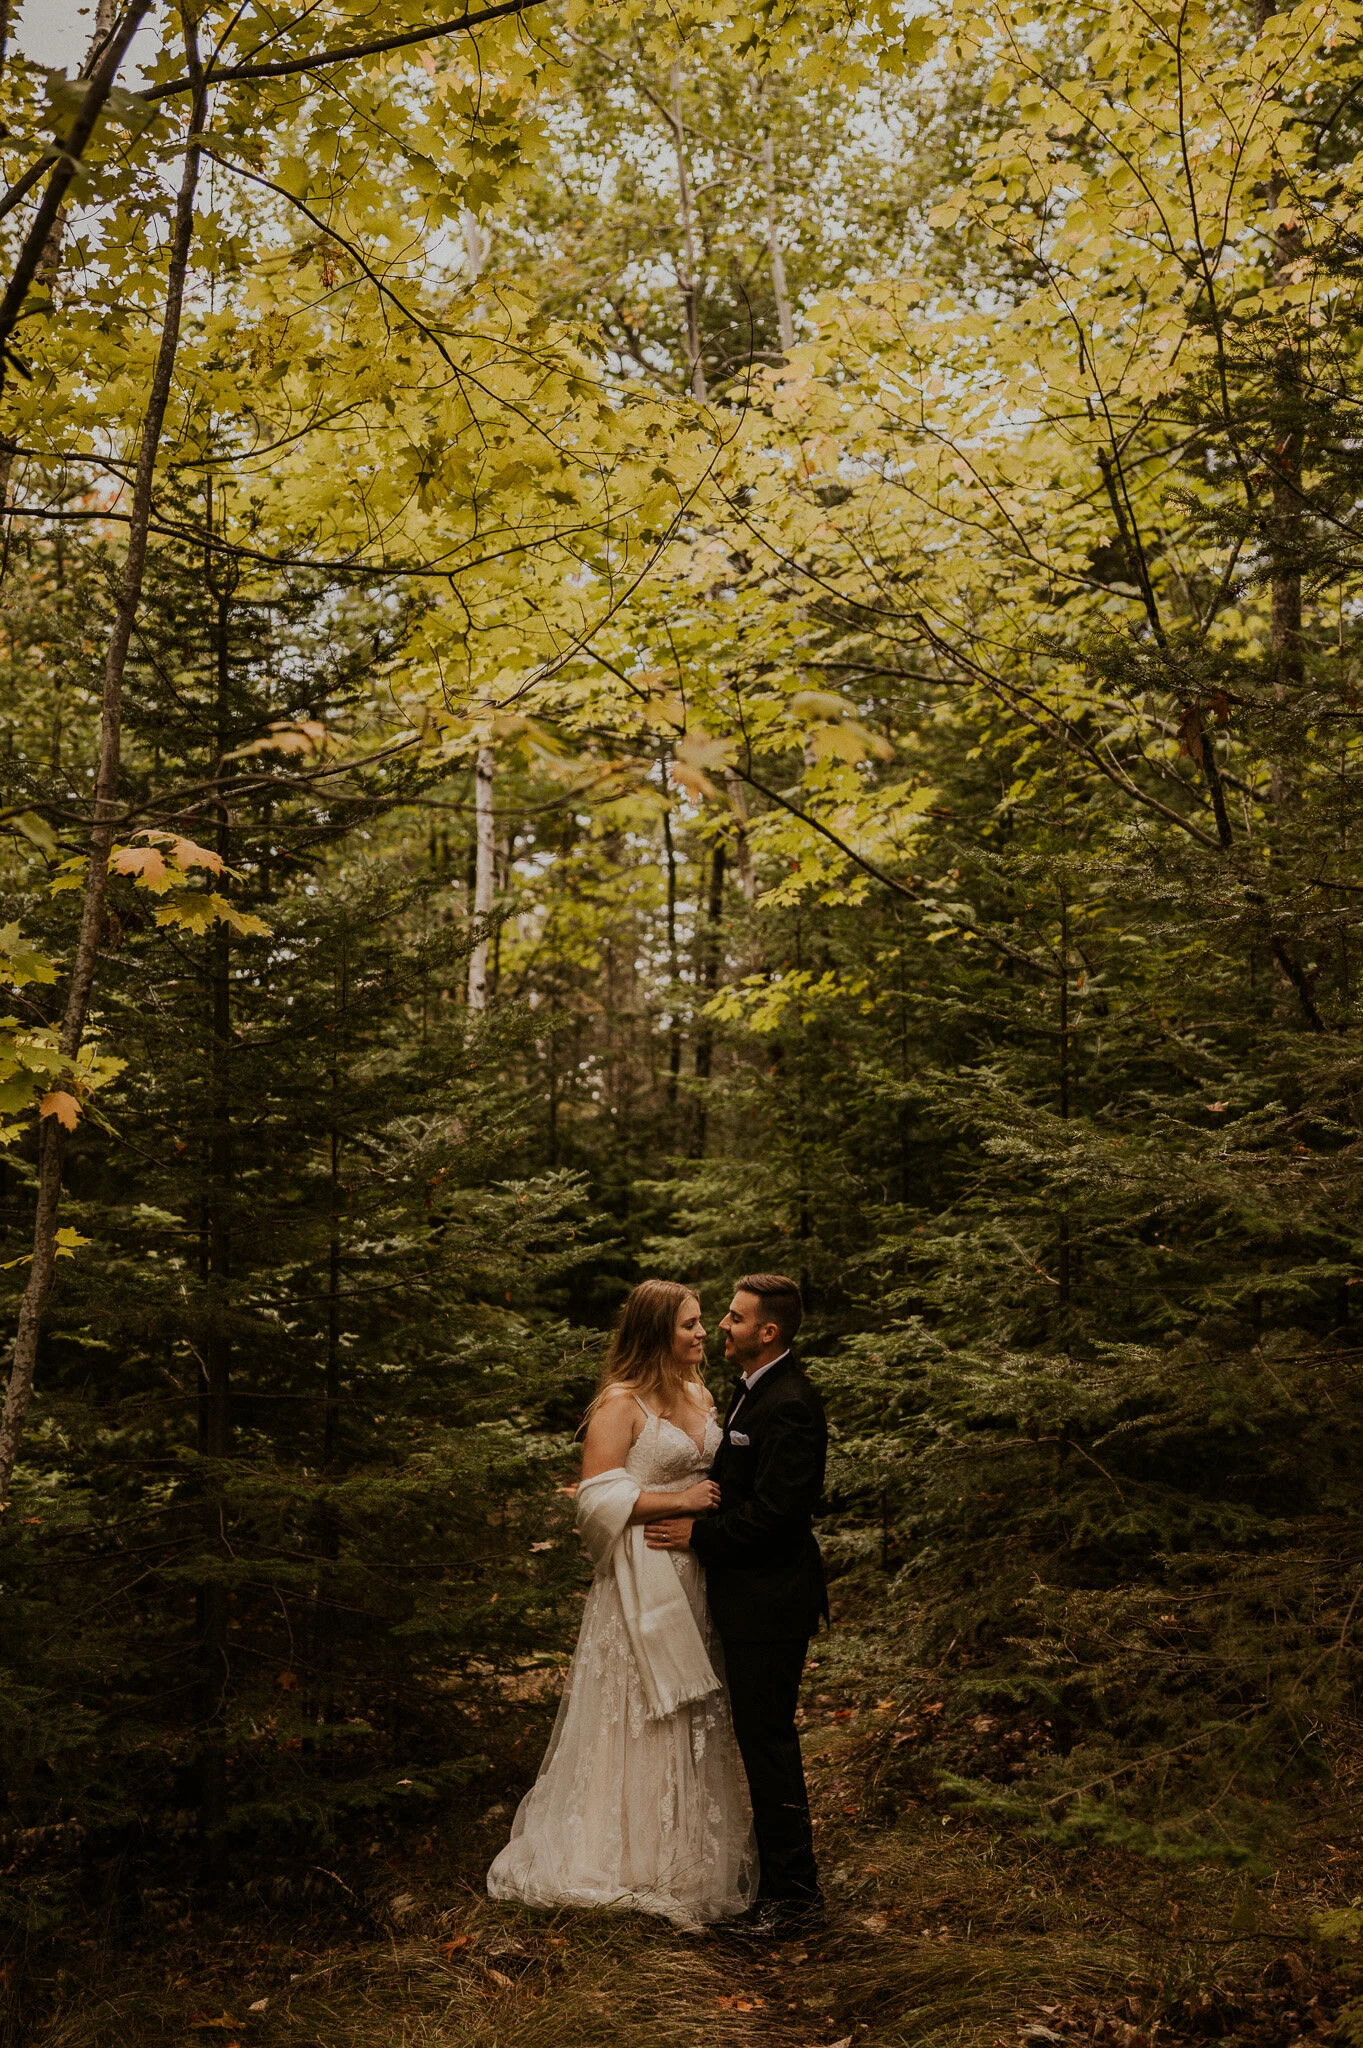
[768,1894,827,1935]
[723,1895,826,1941]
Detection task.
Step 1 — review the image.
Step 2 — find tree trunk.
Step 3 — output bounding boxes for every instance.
[316,925,348,1752]
[1254,0,1304,807]
[467,746,495,1010]
[691,842,726,1155]
[1057,890,1071,1327]
[197,908,232,1871]
[0,24,205,1505]
[0,0,120,569]
[661,776,682,1104]
[197,501,236,1875]
[724,770,757,904]
[325,948,344,1469]
[1267,300,1303,810]
[0,0,153,401]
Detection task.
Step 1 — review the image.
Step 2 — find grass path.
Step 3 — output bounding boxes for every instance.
[29,1698,1357,2048]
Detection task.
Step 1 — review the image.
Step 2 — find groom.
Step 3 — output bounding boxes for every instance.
[646,1272,828,1935]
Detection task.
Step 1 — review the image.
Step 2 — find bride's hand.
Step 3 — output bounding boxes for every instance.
[677,1480,720,1514]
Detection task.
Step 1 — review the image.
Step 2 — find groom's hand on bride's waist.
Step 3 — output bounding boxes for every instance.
[644,1516,694,1550]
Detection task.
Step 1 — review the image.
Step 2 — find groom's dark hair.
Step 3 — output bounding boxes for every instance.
[735,1272,804,1346]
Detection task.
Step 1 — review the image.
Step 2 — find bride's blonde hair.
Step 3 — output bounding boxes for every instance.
[589,1279,709,1420]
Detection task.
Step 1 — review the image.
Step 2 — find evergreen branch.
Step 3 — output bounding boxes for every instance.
[908,618,1226,853]
[728,755,1061,982]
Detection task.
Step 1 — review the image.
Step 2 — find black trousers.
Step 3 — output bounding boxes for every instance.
[721,1633,820,1904]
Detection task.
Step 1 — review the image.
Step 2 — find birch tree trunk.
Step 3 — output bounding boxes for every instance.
[0,12,205,1506]
[467,746,496,1011]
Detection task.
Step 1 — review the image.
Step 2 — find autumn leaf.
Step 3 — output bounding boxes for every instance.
[809,720,893,764]
[226,719,328,761]
[668,760,717,800]
[1175,708,1205,767]
[38,1090,81,1130]
[109,845,172,890]
[48,856,86,895]
[153,893,271,938]
[211,898,272,938]
[152,891,217,934]
[111,831,225,892]
[676,730,734,772]
[790,688,858,720]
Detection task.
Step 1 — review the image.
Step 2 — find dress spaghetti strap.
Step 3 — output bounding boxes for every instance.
[633,1393,655,1418]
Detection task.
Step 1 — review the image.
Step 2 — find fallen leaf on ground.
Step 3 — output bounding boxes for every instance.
[443,1935,472,1955]
[485,1968,514,1990]
[247,1999,268,2012]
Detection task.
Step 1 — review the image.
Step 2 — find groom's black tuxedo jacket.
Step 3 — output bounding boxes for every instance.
[689,1352,829,1643]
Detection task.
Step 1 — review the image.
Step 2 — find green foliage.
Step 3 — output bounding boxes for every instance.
[4,0,1363,1974]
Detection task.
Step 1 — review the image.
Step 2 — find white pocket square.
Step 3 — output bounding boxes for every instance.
[729,1429,750,1446]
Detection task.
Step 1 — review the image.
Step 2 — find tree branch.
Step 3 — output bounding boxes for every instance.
[140,0,550,102]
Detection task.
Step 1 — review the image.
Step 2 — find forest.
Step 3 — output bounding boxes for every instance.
[1,0,1362,2040]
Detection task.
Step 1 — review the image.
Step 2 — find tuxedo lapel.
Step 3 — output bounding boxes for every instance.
[722,1353,798,1435]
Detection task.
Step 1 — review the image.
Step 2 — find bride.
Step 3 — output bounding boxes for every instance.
[487,1279,757,1927]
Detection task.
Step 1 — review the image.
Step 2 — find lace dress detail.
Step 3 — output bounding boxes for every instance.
[486,1409,757,1927]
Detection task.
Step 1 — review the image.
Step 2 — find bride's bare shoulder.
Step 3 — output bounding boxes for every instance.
[585,1385,641,1435]
[595,1385,641,1417]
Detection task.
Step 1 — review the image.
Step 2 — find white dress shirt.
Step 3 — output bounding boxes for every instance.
[728,1350,792,1426]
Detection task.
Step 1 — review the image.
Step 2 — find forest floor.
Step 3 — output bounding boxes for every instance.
[27,1636,1363,2048]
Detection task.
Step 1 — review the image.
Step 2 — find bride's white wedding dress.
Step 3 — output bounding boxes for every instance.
[487,1401,757,1927]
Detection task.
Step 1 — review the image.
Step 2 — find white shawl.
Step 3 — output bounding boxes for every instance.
[574,1468,720,1720]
